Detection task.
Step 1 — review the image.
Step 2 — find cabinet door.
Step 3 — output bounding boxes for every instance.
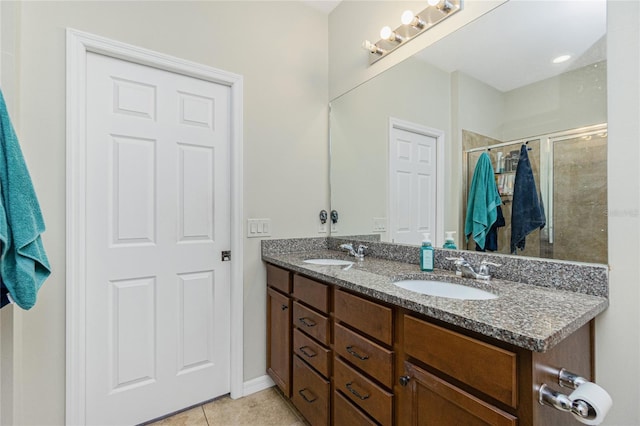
[400,361,517,426]
[267,287,292,396]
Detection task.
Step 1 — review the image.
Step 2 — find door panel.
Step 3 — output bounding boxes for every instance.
[85,51,231,425]
[390,126,438,245]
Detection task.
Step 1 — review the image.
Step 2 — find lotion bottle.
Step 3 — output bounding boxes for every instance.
[443,231,457,249]
[420,233,434,272]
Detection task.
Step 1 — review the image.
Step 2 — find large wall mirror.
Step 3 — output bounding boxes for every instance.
[329,0,607,264]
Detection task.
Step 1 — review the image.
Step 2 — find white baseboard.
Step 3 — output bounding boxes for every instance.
[242,375,275,397]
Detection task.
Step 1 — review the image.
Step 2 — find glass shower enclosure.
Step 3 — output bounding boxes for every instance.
[463,124,607,264]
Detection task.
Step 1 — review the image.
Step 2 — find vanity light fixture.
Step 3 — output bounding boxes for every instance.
[362,0,462,65]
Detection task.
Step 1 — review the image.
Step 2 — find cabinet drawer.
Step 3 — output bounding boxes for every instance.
[293,328,331,378]
[267,264,291,294]
[334,289,393,346]
[404,315,517,408]
[292,355,330,426]
[403,361,517,426]
[293,301,330,345]
[334,322,394,388]
[293,275,330,313]
[334,356,393,426]
[333,390,377,426]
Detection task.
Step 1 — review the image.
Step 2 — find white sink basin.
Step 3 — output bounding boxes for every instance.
[394,280,498,300]
[304,258,354,266]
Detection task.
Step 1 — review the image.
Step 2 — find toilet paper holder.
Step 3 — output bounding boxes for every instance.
[538,368,604,423]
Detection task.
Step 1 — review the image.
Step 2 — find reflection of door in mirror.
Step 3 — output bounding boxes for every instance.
[463,125,607,264]
[389,119,443,245]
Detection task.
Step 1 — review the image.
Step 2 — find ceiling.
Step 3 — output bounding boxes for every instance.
[301,0,341,14]
[416,0,607,92]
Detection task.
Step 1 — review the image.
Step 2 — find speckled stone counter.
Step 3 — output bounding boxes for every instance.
[262,238,608,352]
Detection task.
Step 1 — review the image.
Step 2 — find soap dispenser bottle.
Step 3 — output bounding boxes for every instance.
[420,233,434,272]
[443,231,457,249]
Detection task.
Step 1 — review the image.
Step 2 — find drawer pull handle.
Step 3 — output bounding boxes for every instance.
[346,382,370,401]
[298,345,317,358]
[281,304,288,311]
[298,388,317,403]
[298,317,317,327]
[346,345,369,361]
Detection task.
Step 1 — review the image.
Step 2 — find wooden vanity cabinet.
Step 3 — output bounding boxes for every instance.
[291,274,332,426]
[266,265,293,397]
[266,263,595,426]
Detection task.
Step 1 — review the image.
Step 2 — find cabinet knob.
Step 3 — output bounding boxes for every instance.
[281,304,288,311]
[399,375,411,386]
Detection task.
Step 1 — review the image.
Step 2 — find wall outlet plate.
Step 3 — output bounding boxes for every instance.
[373,217,386,232]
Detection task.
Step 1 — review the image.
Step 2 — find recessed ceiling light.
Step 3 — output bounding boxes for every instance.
[553,54,572,64]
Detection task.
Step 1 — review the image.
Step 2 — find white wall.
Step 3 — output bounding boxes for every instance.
[3,2,328,425]
[453,71,505,141]
[597,1,640,424]
[501,62,608,141]
[1,2,22,422]
[328,1,640,425]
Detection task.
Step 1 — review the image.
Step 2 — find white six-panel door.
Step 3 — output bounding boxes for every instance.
[84,51,231,425]
[389,120,442,245]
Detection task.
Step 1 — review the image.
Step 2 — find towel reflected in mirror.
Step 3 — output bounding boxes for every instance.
[510,144,546,253]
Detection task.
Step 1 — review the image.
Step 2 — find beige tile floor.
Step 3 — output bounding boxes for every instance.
[147,387,308,426]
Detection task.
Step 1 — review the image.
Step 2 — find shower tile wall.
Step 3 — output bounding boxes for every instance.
[552,134,608,264]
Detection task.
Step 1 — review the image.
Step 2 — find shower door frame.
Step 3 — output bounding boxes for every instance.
[462,123,607,258]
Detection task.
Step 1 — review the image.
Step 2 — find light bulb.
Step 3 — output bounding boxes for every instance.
[362,40,384,55]
[401,10,426,29]
[380,26,392,40]
[401,10,415,25]
[380,26,404,43]
[553,54,571,64]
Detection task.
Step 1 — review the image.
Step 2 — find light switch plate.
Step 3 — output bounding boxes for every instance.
[247,218,272,238]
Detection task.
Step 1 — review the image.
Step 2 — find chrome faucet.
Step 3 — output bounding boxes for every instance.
[340,243,367,260]
[446,257,501,280]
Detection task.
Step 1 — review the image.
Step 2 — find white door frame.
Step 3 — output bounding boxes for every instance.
[65,29,244,425]
[388,117,444,246]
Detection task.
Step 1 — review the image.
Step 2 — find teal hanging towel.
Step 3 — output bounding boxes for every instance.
[465,152,502,250]
[0,89,51,310]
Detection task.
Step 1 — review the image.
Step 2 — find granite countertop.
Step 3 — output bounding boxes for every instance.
[262,248,609,352]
